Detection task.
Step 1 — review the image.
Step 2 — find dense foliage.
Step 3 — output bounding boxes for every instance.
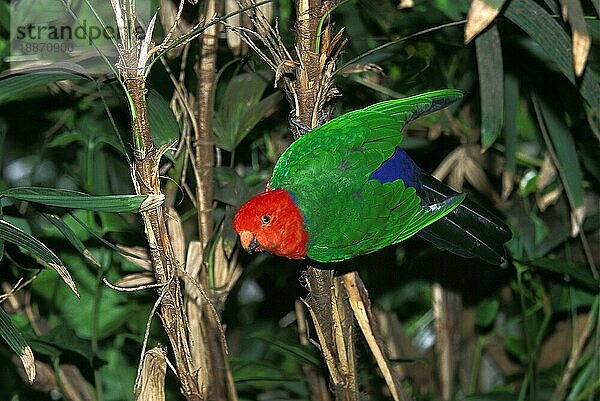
[0,0,598,400]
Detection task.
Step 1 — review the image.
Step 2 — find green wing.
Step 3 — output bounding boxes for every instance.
[270,89,464,262]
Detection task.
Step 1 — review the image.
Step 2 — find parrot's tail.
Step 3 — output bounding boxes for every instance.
[417,173,512,265]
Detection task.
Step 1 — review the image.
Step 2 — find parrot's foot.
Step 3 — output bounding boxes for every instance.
[289,110,330,136]
[289,112,312,136]
[316,109,330,127]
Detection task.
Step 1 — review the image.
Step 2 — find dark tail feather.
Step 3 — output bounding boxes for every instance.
[417,173,512,265]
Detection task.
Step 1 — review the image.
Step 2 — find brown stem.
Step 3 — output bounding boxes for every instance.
[343,273,411,401]
[304,269,358,400]
[432,283,460,401]
[195,0,218,252]
[295,300,333,401]
[188,1,238,399]
[550,302,598,401]
[125,76,201,401]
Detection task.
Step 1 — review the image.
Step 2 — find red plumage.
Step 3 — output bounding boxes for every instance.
[232,188,309,259]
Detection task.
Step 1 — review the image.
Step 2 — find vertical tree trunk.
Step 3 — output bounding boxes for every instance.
[189,1,239,399]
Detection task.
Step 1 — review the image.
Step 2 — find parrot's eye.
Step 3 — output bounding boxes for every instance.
[261,215,271,225]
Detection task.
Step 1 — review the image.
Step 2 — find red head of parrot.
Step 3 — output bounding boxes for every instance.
[233,188,309,259]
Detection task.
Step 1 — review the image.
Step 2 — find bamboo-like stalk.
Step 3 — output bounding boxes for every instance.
[304,269,359,399]
[125,73,202,400]
[432,283,460,401]
[184,0,238,399]
[112,1,237,399]
[195,1,218,250]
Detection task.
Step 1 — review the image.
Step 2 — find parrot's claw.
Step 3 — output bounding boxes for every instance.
[316,109,330,126]
[289,112,312,136]
[289,109,330,137]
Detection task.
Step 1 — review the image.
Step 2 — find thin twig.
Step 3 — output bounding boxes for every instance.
[102,278,164,292]
[134,280,171,392]
[550,298,599,401]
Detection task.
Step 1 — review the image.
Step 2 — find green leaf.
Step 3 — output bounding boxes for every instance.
[254,334,320,367]
[63,285,130,340]
[147,89,180,148]
[559,0,591,76]
[213,72,282,152]
[27,325,100,365]
[42,213,101,267]
[518,170,537,196]
[1,187,161,213]
[100,344,137,400]
[530,258,599,291]
[503,73,518,173]
[0,218,78,297]
[475,24,503,149]
[214,166,262,207]
[231,358,305,384]
[504,0,600,108]
[0,308,34,383]
[566,354,595,401]
[0,71,90,104]
[47,131,85,148]
[0,1,9,31]
[504,333,526,362]
[535,96,584,208]
[0,202,4,263]
[475,298,500,327]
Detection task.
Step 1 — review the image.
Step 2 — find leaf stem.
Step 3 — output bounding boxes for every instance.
[92,254,106,401]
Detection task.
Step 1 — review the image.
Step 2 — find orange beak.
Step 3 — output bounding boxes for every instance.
[238,231,260,253]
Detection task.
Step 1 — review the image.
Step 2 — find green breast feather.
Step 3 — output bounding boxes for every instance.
[270,89,465,262]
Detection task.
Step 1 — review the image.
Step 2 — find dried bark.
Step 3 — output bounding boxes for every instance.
[135,347,168,401]
[112,3,235,398]
[125,75,202,400]
[187,1,238,399]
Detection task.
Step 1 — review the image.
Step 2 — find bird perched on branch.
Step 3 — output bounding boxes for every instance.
[233,89,512,265]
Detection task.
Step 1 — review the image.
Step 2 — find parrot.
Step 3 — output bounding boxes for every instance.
[233,89,512,265]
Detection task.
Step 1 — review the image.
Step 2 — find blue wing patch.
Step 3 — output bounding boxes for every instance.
[369,148,422,189]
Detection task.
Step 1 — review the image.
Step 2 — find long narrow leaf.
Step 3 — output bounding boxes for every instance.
[42,213,101,268]
[147,88,180,147]
[0,70,89,104]
[0,308,35,383]
[213,72,282,152]
[254,334,320,366]
[0,1,9,31]
[504,0,600,108]
[530,258,598,291]
[503,73,518,174]
[475,24,504,149]
[536,97,584,209]
[559,0,591,76]
[465,0,507,43]
[0,202,4,263]
[1,187,162,213]
[0,219,78,297]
